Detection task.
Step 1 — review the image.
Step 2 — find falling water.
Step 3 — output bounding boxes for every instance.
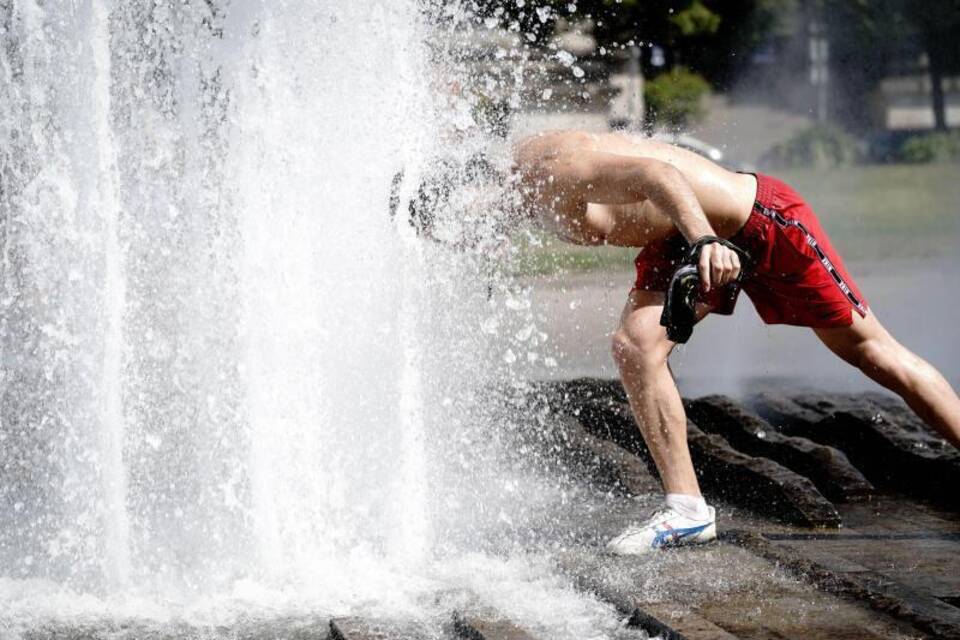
[0,1,630,636]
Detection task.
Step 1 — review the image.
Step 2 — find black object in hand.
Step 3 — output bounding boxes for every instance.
[661,263,701,344]
[659,236,749,344]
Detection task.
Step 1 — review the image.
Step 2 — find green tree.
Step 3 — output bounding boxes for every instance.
[469,0,793,89]
[645,66,711,126]
[826,0,960,131]
[911,0,960,130]
[669,0,796,89]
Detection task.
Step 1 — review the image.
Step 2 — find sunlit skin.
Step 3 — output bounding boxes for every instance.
[510,129,960,499]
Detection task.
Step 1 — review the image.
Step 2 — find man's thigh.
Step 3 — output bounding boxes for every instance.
[812,310,894,367]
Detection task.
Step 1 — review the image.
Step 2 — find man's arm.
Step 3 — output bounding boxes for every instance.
[544,149,741,291]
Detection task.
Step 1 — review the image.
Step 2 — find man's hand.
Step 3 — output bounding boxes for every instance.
[698,241,742,292]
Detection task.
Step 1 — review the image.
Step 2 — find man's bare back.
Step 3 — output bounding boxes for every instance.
[512,130,757,248]
[511,129,751,292]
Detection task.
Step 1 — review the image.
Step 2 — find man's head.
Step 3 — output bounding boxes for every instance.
[391,152,513,250]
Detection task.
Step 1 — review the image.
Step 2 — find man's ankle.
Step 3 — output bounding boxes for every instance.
[665,493,711,521]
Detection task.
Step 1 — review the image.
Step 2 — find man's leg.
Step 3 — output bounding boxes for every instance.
[815,311,960,448]
[611,289,711,495]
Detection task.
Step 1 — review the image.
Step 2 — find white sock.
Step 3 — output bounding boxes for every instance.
[665,493,710,521]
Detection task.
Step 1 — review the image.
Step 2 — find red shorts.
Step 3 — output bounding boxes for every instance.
[633,173,868,328]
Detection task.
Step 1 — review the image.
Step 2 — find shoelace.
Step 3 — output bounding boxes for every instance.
[641,507,674,525]
[613,508,675,541]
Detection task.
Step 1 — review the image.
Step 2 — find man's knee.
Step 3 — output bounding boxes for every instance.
[611,323,671,375]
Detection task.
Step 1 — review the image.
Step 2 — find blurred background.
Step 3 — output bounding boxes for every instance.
[442,0,960,396]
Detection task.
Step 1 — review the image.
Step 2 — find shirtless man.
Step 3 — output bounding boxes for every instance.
[402,129,960,553]
[509,130,960,554]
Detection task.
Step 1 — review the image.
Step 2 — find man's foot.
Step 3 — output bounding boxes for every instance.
[606,505,716,555]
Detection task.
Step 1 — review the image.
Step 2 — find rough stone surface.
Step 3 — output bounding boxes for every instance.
[684,421,842,528]
[686,396,874,502]
[15,616,333,640]
[330,617,430,640]
[533,413,660,497]
[557,396,651,458]
[745,392,823,432]
[726,531,960,640]
[451,613,539,640]
[556,541,926,640]
[541,384,842,528]
[557,414,661,497]
[537,379,960,637]
[627,609,690,640]
[794,393,955,457]
[545,377,630,409]
[636,604,739,640]
[543,381,960,637]
[750,392,960,508]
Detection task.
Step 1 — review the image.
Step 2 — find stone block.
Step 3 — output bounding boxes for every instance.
[686,395,874,502]
[549,384,841,528]
[752,392,960,507]
[685,422,842,528]
[726,531,960,640]
[451,612,538,640]
[549,414,660,496]
[329,618,429,640]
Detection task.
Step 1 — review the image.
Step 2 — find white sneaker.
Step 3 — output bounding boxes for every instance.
[606,505,716,555]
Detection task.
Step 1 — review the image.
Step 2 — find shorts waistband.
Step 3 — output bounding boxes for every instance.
[753,173,778,208]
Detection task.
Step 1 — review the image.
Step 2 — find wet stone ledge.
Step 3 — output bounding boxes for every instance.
[725,530,960,640]
[451,612,538,640]
[17,616,335,640]
[685,420,841,528]
[554,539,929,640]
[536,382,841,528]
[749,391,960,509]
[685,396,874,503]
[545,414,661,497]
[534,379,960,639]
[330,617,431,640]
[508,390,662,498]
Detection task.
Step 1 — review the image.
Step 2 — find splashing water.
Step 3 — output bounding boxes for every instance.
[0,1,634,637]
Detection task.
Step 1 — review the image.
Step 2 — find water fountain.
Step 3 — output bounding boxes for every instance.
[0,1,630,637]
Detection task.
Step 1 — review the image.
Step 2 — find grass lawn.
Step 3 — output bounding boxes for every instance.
[510,164,960,277]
